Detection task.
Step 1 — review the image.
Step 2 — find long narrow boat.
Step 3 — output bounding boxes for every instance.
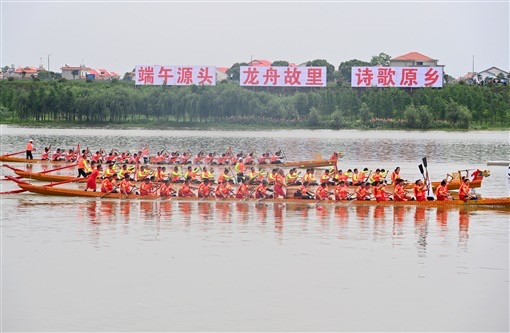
[15,183,510,208]
[0,155,340,169]
[8,167,471,194]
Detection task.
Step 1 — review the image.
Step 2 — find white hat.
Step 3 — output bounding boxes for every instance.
[29,139,33,142]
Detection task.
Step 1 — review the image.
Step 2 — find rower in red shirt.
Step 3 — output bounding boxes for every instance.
[198,179,213,198]
[315,182,331,200]
[334,181,351,200]
[85,164,102,192]
[178,178,195,197]
[413,179,427,201]
[235,178,251,199]
[435,180,452,201]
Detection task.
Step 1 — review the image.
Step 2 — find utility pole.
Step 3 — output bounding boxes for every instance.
[48,54,52,74]
[472,55,475,74]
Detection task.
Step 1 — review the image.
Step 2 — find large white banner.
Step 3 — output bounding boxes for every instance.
[135,65,216,85]
[351,66,443,88]
[240,66,327,87]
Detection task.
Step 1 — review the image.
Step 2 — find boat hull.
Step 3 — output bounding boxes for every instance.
[15,183,510,208]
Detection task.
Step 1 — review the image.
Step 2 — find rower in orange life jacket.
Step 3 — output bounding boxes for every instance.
[369,169,382,183]
[320,170,332,185]
[178,178,195,197]
[77,154,88,178]
[198,179,213,198]
[141,147,149,164]
[358,168,369,184]
[204,153,215,165]
[257,153,268,164]
[234,158,245,183]
[294,181,314,199]
[255,180,272,199]
[393,179,413,201]
[214,179,229,198]
[286,168,300,185]
[372,181,390,202]
[334,181,351,200]
[101,175,114,193]
[171,166,183,183]
[435,179,451,201]
[200,166,214,182]
[185,166,200,183]
[85,164,102,192]
[315,182,331,200]
[302,169,318,186]
[355,182,371,200]
[103,163,117,178]
[235,178,251,199]
[217,168,232,184]
[459,178,477,201]
[26,139,35,159]
[40,147,50,160]
[139,178,154,196]
[120,174,135,194]
[273,169,287,199]
[391,167,401,185]
[159,179,175,197]
[413,179,427,201]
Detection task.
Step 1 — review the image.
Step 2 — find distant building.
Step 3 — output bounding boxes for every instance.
[216,67,229,81]
[390,52,442,68]
[6,66,40,79]
[248,59,272,66]
[60,65,120,80]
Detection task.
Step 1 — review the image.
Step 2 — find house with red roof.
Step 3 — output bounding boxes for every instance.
[390,52,440,68]
[248,59,272,67]
[6,66,41,79]
[61,65,120,80]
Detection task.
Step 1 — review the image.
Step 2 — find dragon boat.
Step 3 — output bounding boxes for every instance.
[14,183,510,209]
[6,166,478,194]
[0,155,340,169]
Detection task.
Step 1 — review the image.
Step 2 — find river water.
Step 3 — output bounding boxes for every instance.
[1,126,509,332]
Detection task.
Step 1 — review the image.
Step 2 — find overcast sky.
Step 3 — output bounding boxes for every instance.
[2,0,508,79]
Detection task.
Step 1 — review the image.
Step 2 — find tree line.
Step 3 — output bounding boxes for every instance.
[0,78,508,129]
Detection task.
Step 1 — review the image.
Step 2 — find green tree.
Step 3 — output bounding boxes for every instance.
[337,59,370,83]
[305,59,335,82]
[227,62,249,81]
[369,52,391,66]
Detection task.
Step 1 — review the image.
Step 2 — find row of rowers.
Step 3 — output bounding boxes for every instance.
[45,147,290,165]
[93,166,465,202]
[83,161,397,186]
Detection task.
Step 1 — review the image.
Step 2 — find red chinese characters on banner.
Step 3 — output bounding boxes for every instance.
[263,67,280,85]
[158,67,174,84]
[240,66,326,87]
[137,66,155,85]
[400,68,418,86]
[351,67,443,88]
[135,65,216,85]
[242,67,260,85]
[355,68,374,86]
[377,67,396,86]
[177,67,194,85]
[197,67,214,85]
[424,67,440,87]
[284,67,302,85]
[305,68,324,86]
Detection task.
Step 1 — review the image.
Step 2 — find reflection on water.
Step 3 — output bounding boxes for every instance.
[67,199,505,254]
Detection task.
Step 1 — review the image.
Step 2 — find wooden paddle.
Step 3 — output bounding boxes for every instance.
[39,163,78,174]
[3,150,25,157]
[100,185,119,199]
[422,157,432,197]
